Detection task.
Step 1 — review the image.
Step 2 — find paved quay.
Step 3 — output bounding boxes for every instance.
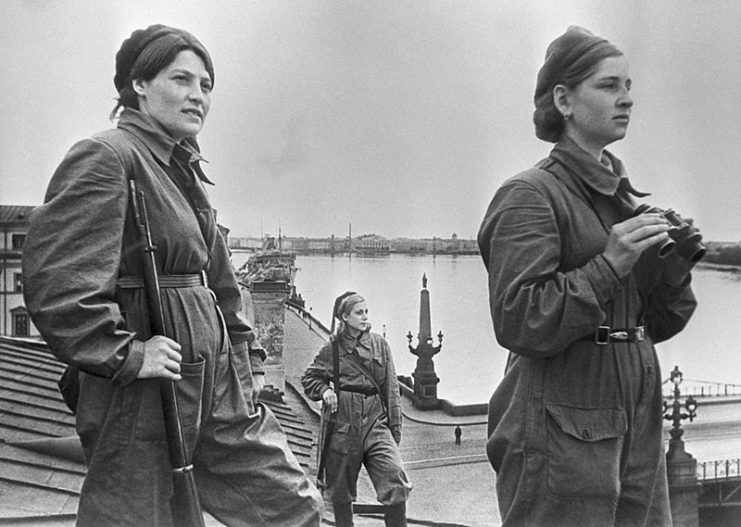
[283,304,741,526]
[283,307,502,526]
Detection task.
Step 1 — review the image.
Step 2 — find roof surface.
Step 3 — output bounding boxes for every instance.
[0,336,316,524]
[0,205,36,225]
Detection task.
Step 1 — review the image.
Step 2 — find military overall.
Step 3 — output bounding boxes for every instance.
[477,137,696,527]
[302,331,411,526]
[23,109,322,526]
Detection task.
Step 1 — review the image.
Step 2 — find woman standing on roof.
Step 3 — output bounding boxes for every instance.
[477,27,699,526]
[22,24,321,526]
[301,292,412,527]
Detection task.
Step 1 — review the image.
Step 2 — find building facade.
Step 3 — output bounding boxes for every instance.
[0,205,37,337]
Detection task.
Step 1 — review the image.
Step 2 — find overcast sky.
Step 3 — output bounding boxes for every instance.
[2,0,740,240]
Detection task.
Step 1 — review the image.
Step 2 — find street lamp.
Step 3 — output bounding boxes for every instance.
[663,365,698,442]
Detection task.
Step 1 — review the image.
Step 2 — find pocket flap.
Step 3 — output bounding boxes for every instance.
[546,404,627,442]
[334,422,350,434]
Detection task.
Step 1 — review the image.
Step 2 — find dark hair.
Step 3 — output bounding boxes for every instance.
[533,27,622,143]
[111,26,214,119]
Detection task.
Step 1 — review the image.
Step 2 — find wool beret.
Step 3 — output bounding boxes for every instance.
[533,26,622,142]
[534,26,620,104]
[114,24,213,93]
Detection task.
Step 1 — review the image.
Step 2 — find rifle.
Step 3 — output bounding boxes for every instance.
[129,180,205,527]
[315,337,341,489]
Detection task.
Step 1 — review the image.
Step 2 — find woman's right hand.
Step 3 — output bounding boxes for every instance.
[136,335,183,381]
[603,213,671,278]
[322,388,338,413]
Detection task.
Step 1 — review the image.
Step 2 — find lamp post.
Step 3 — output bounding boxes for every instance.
[664,366,698,442]
[663,365,700,527]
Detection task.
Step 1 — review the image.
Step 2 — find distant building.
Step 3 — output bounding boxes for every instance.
[0,205,38,337]
[354,234,390,254]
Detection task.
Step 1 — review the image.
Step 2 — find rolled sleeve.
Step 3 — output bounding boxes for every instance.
[112,340,146,386]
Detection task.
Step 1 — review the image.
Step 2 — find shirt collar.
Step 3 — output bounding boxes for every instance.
[550,135,646,197]
[116,108,213,184]
[340,329,372,351]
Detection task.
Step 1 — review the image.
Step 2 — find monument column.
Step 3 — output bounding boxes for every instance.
[407,274,443,410]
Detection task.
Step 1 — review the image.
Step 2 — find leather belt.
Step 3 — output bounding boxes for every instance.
[342,386,378,396]
[594,325,645,345]
[117,271,208,289]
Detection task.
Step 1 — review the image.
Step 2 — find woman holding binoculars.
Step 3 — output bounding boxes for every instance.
[478,27,699,526]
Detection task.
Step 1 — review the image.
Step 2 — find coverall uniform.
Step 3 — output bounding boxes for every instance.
[23,109,322,526]
[477,137,697,527]
[301,331,412,509]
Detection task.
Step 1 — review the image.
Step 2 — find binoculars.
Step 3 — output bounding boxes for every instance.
[633,204,706,263]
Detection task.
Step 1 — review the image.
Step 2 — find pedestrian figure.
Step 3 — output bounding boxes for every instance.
[302,292,412,527]
[23,24,322,526]
[454,425,462,445]
[478,26,698,526]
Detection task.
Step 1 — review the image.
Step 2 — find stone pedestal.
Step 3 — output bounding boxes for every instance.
[411,369,440,409]
[666,438,700,527]
[248,281,289,391]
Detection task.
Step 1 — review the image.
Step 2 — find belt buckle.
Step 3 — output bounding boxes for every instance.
[634,326,645,342]
[595,326,610,345]
[200,269,208,288]
[610,331,629,341]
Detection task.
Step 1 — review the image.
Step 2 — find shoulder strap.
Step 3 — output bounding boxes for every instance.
[331,337,341,395]
[343,350,388,415]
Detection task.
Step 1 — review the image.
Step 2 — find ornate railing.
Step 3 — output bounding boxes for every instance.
[697,458,741,481]
[662,379,741,399]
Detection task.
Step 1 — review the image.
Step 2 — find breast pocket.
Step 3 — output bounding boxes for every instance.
[545,404,627,499]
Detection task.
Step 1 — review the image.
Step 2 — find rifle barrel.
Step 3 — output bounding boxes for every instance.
[130,180,205,527]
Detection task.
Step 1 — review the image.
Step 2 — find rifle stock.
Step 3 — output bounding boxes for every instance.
[315,403,336,490]
[129,180,205,527]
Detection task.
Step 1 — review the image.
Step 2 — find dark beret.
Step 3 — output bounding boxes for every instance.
[533,26,622,142]
[114,24,213,93]
[534,26,619,103]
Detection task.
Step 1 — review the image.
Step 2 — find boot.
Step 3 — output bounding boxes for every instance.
[384,502,407,527]
[333,501,354,527]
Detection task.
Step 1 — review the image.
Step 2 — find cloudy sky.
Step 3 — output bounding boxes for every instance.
[2,0,740,240]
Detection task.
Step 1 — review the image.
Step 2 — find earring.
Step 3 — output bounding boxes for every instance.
[563,112,571,121]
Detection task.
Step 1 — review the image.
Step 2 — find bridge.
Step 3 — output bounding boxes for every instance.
[698,458,741,509]
[662,378,741,399]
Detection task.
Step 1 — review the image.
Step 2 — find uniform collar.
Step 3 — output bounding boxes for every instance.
[340,329,372,351]
[116,108,213,184]
[550,136,646,197]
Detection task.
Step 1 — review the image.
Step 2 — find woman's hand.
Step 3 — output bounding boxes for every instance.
[603,213,671,278]
[322,388,338,413]
[137,335,183,381]
[252,373,266,403]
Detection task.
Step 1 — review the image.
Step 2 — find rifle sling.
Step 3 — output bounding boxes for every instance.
[342,351,388,415]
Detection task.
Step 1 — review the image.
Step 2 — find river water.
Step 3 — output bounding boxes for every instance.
[235,252,741,405]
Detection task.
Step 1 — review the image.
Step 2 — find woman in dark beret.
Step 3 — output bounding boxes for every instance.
[477,27,699,526]
[23,24,322,526]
